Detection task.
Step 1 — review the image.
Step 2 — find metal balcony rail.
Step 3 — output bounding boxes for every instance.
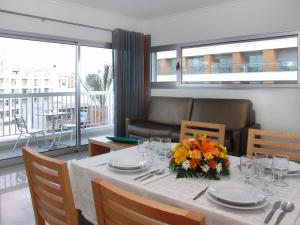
[0,91,114,137]
[179,60,298,74]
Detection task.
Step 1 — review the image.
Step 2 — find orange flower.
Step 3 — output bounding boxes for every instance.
[189,158,200,169]
[173,146,189,165]
[208,159,217,169]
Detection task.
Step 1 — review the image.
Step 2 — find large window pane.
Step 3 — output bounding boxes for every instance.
[80,46,113,144]
[182,36,298,84]
[0,36,76,159]
[152,50,177,82]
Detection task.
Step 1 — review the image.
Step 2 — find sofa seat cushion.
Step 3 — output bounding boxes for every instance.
[191,99,253,130]
[128,120,173,138]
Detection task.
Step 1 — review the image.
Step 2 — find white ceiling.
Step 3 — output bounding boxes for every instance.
[57,0,244,20]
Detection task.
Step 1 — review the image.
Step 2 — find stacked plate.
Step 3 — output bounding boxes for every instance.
[108,156,151,173]
[206,182,268,210]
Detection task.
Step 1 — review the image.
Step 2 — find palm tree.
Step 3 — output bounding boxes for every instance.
[85,65,112,108]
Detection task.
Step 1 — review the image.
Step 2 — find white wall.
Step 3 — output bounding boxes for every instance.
[144,0,300,133]
[0,0,143,43]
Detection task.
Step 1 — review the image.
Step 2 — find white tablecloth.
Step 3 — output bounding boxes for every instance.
[69,146,300,225]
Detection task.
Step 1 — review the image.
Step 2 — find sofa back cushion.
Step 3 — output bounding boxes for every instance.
[191,99,253,130]
[147,97,192,126]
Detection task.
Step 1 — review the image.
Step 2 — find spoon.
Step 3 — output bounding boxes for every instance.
[274,202,295,225]
[140,169,165,181]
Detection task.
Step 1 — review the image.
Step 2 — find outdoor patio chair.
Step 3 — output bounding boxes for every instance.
[59,110,89,144]
[13,116,47,151]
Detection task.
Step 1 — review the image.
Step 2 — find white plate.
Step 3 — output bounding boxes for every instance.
[206,192,269,210]
[287,161,300,176]
[107,162,151,173]
[208,182,265,206]
[108,156,150,170]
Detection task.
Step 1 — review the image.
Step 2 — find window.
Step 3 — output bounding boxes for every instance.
[151,33,299,87]
[11,79,17,85]
[151,50,177,82]
[22,79,28,86]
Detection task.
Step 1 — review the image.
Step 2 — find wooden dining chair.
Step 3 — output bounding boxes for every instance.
[247,128,300,162]
[180,120,225,145]
[22,147,78,225]
[92,177,205,225]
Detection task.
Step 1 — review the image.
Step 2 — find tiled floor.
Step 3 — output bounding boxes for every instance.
[0,150,88,225]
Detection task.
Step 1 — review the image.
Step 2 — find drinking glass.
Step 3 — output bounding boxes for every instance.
[240,155,255,184]
[149,137,161,158]
[273,155,289,187]
[254,152,269,178]
[137,138,149,162]
[259,167,274,195]
[159,137,171,161]
[254,153,274,195]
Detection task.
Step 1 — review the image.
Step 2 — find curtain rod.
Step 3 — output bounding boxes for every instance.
[0,9,113,32]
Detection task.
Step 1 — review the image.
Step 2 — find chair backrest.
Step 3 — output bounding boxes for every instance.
[15,116,28,133]
[91,177,204,225]
[247,128,300,162]
[22,147,78,225]
[80,110,88,124]
[180,120,225,145]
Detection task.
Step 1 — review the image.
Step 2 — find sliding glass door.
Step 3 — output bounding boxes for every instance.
[80,46,113,145]
[0,34,113,163]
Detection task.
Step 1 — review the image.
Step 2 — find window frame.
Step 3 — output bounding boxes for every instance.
[151,31,300,89]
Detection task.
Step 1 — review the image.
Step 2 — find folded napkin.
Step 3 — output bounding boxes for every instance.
[140,171,171,185]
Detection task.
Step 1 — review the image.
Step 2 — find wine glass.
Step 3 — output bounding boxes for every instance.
[273,155,289,187]
[137,138,149,162]
[240,155,255,184]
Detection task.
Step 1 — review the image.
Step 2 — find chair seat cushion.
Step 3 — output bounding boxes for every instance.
[128,120,173,138]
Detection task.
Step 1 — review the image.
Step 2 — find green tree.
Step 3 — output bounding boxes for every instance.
[85,65,112,108]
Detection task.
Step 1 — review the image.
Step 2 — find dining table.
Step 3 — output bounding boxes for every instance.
[36,111,70,149]
[69,145,300,225]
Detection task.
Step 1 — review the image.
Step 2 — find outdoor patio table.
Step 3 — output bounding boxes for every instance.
[69,146,300,225]
[36,112,70,149]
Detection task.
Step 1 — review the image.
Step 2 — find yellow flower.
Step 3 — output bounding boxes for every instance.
[173,146,189,165]
[189,150,201,159]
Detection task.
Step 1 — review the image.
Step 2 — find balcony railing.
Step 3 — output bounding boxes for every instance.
[0,91,114,137]
[181,60,298,74]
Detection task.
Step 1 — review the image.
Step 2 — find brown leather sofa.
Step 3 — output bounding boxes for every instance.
[126,96,260,156]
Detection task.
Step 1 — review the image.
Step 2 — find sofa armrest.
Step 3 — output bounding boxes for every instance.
[125,117,146,137]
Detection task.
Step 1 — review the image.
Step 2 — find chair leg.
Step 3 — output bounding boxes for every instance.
[58,126,63,143]
[13,134,21,151]
[69,128,74,145]
[26,135,32,147]
[42,132,47,145]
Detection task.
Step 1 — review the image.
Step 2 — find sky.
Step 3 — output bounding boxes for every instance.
[0,36,112,78]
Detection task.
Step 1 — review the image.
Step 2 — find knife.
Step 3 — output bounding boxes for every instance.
[264,201,281,224]
[133,169,160,181]
[193,186,208,200]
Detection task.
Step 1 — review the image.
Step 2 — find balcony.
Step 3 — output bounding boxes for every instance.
[0,91,114,161]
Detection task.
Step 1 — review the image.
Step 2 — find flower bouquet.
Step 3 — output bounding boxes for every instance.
[169,133,230,179]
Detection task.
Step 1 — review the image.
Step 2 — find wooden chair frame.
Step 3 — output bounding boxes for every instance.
[92,177,205,225]
[247,128,300,162]
[22,147,78,225]
[180,120,225,145]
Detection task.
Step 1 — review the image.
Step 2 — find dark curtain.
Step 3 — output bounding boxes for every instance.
[113,29,151,136]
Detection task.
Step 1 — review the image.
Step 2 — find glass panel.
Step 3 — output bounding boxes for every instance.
[0,36,76,160]
[80,46,113,145]
[152,50,177,82]
[182,36,298,84]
